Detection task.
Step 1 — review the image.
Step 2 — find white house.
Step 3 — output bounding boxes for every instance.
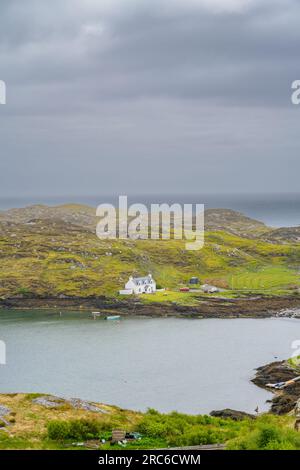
[119,274,156,295]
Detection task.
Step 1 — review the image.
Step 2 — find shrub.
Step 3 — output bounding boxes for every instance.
[137,409,236,447]
[47,420,71,441]
[168,428,221,447]
[256,425,281,449]
[47,419,103,441]
[15,287,33,297]
[227,423,300,450]
[137,409,300,451]
[71,419,101,440]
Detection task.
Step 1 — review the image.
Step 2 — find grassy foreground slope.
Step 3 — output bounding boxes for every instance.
[0,205,300,300]
[0,393,299,450]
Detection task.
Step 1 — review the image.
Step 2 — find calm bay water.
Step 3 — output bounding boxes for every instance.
[0,312,299,414]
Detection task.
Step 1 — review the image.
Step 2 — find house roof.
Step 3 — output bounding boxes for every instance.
[130,275,153,285]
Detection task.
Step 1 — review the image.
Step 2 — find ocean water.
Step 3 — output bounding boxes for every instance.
[0,193,299,228]
[1,312,299,414]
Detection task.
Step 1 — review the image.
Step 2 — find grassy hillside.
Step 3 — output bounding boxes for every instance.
[0,205,300,300]
[0,393,299,450]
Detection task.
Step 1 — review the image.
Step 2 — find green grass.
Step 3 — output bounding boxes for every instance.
[0,394,299,450]
[1,223,300,300]
[138,290,200,305]
[287,355,300,369]
[42,408,300,450]
[227,266,299,292]
[131,409,300,450]
[227,415,300,450]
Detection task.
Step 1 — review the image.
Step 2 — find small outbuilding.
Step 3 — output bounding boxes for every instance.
[201,284,219,294]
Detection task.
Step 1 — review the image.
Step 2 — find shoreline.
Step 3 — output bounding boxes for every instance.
[1,294,300,319]
[253,360,300,415]
[1,296,300,418]
[0,358,298,419]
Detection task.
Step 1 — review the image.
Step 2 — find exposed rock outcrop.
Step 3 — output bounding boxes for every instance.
[32,395,108,413]
[252,361,300,415]
[210,409,255,421]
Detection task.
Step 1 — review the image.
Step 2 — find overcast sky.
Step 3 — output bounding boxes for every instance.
[0,0,299,199]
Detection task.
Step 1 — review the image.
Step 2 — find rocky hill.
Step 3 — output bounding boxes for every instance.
[0,204,96,230]
[0,204,269,235]
[265,227,300,243]
[0,204,299,300]
[204,208,268,237]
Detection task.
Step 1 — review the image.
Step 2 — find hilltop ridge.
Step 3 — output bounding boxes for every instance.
[1,204,268,235]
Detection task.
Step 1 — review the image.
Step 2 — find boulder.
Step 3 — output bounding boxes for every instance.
[210,408,255,421]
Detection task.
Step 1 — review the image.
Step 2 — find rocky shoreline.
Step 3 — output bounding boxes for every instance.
[207,358,300,419]
[1,294,300,319]
[1,294,300,418]
[253,360,300,415]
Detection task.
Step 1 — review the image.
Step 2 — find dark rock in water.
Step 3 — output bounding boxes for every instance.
[253,361,296,388]
[210,409,255,421]
[252,360,300,415]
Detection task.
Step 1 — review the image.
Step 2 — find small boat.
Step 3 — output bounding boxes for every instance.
[105,315,121,321]
[91,311,101,320]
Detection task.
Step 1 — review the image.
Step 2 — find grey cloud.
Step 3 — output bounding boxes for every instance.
[1,0,299,107]
[0,0,299,198]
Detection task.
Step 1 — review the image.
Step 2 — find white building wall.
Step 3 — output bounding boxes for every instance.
[119,289,133,295]
[124,275,157,295]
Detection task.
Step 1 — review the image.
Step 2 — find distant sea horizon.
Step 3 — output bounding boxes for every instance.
[0,193,300,228]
